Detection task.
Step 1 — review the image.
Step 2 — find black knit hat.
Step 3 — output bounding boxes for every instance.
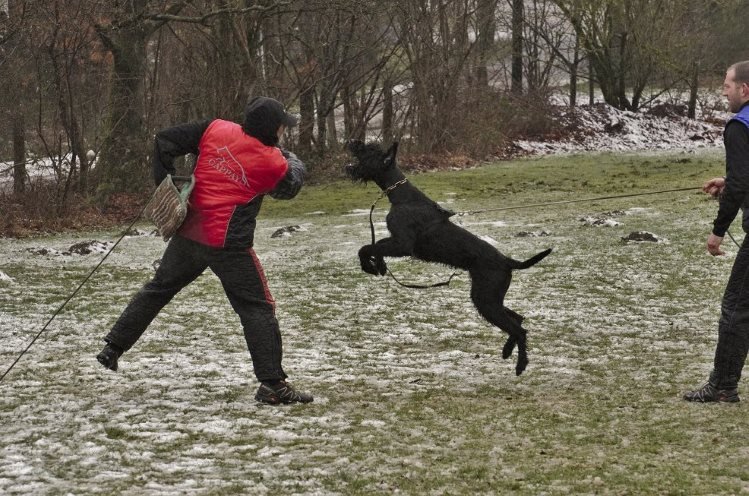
[242,96,298,146]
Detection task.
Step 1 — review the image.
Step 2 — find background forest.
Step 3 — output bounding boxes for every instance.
[0,0,747,231]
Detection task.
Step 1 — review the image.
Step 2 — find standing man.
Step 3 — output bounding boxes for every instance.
[684,61,749,403]
[96,96,313,405]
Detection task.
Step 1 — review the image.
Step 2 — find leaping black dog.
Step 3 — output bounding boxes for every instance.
[345,140,551,376]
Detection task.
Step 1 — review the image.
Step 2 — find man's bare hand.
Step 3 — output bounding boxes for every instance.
[703,177,726,198]
[707,233,725,256]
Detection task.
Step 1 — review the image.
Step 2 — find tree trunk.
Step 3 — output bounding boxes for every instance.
[590,54,620,108]
[382,78,393,145]
[343,85,353,141]
[12,109,25,195]
[511,0,524,94]
[687,61,699,119]
[315,98,327,157]
[94,1,150,199]
[326,111,338,150]
[475,0,495,88]
[298,85,315,154]
[50,49,89,194]
[317,84,336,156]
[616,32,630,110]
[569,33,580,108]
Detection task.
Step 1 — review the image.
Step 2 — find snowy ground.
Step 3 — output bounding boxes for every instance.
[510,99,727,157]
[1,152,748,494]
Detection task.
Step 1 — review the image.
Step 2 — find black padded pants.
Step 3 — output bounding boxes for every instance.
[711,236,749,389]
[104,235,287,382]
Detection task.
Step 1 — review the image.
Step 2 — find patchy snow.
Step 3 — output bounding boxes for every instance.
[25,240,115,257]
[0,96,745,494]
[580,216,622,227]
[343,209,372,217]
[0,152,97,193]
[509,102,727,157]
[1,186,744,494]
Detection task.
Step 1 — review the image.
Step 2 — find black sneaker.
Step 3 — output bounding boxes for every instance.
[255,381,313,405]
[96,343,122,372]
[683,382,739,403]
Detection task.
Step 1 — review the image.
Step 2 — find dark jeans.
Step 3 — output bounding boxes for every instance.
[711,236,749,389]
[104,235,287,382]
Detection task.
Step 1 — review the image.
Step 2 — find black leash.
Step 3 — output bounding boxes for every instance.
[456,186,699,216]
[368,178,408,246]
[368,178,460,289]
[0,203,149,384]
[727,229,743,248]
[386,270,460,289]
[368,184,705,290]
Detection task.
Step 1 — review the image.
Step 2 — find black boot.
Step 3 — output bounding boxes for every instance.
[255,381,313,405]
[684,372,740,403]
[96,342,123,372]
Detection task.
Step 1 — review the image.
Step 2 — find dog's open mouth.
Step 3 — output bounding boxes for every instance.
[344,162,358,179]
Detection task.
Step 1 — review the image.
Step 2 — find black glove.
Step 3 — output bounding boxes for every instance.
[269,150,306,200]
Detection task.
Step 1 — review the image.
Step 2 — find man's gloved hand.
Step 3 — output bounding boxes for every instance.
[269,150,306,200]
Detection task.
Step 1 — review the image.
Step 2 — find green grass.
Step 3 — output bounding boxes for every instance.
[2,148,747,495]
[261,150,721,219]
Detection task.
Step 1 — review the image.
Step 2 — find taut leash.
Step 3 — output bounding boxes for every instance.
[0,203,150,383]
[456,186,699,216]
[367,184,707,290]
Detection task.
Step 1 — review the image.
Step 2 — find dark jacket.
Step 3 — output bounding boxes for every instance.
[714,102,749,236]
[152,118,305,249]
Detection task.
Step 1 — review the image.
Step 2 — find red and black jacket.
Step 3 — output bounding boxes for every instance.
[152,118,304,249]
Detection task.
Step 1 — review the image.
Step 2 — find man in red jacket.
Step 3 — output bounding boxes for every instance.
[96,97,312,405]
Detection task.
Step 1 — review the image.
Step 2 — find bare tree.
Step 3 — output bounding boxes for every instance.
[37,0,103,195]
[475,0,498,88]
[510,0,523,94]
[395,0,475,152]
[3,0,748,217]
[1,0,29,195]
[522,0,563,93]
[92,1,189,197]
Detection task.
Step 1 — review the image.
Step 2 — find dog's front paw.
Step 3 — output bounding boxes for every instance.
[359,255,380,275]
[358,246,379,275]
[360,258,379,275]
[375,257,387,276]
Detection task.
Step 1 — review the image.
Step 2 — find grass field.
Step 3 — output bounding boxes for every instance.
[2,148,748,495]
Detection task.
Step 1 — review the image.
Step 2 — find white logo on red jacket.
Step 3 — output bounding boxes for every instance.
[208,146,251,190]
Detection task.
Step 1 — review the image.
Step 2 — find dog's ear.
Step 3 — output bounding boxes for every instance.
[347,140,364,153]
[383,142,399,166]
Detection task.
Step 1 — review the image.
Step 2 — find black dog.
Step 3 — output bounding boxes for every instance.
[345,140,551,376]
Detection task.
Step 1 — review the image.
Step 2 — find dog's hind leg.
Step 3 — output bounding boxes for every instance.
[501,307,524,359]
[505,307,524,323]
[470,270,530,375]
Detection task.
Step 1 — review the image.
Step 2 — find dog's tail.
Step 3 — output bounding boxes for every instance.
[510,248,552,270]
